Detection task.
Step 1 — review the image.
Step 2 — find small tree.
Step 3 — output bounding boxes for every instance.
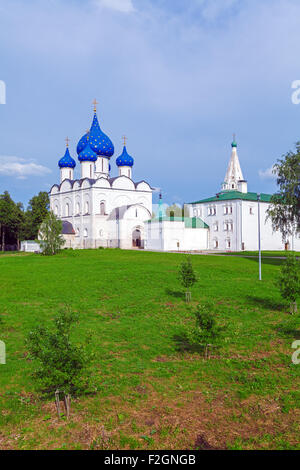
[26,309,94,417]
[278,253,300,314]
[38,211,64,255]
[187,303,223,359]
[178,255,197,302]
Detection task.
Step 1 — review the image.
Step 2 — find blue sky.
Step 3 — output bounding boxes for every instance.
[1,0,300,207]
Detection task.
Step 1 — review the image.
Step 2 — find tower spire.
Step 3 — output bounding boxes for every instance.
[222,137,245,191]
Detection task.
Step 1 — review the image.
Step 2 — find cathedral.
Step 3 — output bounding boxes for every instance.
[49,103,300,252]
[49,102,152,249]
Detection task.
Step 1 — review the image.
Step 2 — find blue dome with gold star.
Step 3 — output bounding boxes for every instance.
[78,140,97,162]
[58,147,76,168]
[77,133,88,155]
[88,112,114,158]
[116,146,134,167]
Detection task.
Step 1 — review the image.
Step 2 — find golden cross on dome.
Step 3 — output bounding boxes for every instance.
[122,135,127,147]
[93,98,98,112]
[65,136,70,147]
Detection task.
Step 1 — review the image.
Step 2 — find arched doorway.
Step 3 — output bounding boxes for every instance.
[132,228,142,248]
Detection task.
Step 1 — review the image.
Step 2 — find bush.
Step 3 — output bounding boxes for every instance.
[278,253,300,314]
[26,309,95,415]
[178,256,197,302]
[187,303,223,358]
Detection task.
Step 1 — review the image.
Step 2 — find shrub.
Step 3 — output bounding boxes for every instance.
[187,303,223,358]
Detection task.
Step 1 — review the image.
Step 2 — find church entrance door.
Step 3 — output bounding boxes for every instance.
[132,228,142,248]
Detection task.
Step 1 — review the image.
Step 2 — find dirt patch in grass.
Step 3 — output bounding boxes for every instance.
[1,388,299,450]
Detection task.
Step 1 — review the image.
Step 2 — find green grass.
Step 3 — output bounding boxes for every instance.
[0,249,299,450]
[220,250,300,257]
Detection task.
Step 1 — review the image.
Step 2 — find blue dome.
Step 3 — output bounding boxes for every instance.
[77,133,88,155]
[88,112,114,158]
[78,141,97,162]
[58,147,76,169]
[116,146,134,167]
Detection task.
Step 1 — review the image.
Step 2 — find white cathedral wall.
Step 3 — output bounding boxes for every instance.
[49,178,152,249]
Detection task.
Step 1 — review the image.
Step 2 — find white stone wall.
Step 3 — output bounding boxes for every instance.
[187,199,300,251]
[146,220,209,252]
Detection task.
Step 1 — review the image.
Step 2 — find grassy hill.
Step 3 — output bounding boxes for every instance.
[0,249,299,450]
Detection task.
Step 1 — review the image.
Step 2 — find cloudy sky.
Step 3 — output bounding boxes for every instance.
[1,0,300,207]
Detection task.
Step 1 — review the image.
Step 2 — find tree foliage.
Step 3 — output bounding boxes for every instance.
[187,303,223,357]
[0,190,49,250]
[0,191,24,250]
[267,143,300,241]
[38,211,64,255]
[178,256,197,302]
[278,253,300,313]
[26,309,94,397]
[178,255,197,290]
[24,192,49,240]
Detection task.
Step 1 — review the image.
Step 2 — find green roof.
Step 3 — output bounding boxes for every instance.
[188,190,273,204]
[146,216,209,229]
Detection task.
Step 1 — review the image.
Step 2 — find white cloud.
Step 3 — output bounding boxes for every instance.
[259,166,277,180]
[95,0,135,13]
[0,156,51,179]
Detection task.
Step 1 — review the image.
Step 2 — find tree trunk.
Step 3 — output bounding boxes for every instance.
[185,291,191,303]
[1,226,5,251]
[55,390,61,418]
[64,393,71,419]
[290,301,297,314]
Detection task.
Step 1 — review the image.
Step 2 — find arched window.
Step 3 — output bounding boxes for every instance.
[100,201,105,215]
[128,169,130,178]
[85,201,89,214]
[213,239,218,249]
[84,228,88,238]
[76,202,80,215]
[65,203,70,217]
